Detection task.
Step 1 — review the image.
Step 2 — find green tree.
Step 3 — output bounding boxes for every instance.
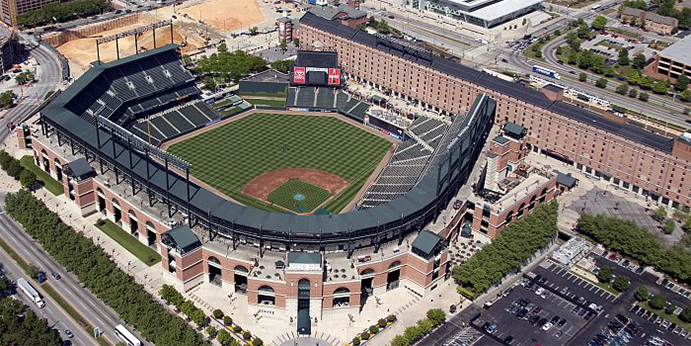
[293,38,299,47]
[191,309,206,327]
[632,54,647,69]
[654,206,668,222]
[680,306,691,323]
[7,159,23,179]
[391,335,411,346]
[598,266,613,283]
[663,219,675,234]
[216,330,231,345]
[628,88,638,98]
[653,80,668,94]
[426,308,446,326]
[417,319,434,334]
[627,70,641,85]
[0,297,63,345]
[213,309,224,319]
[613,275,630,292]
[596,78,608,88]
[0,91,13,107]
[639,92,649,102]
[404,326,423,343]
[252,338,264,346]
[649,294,667,310]
[682,89,691,102]
[579,72,588,82]
[223,315,232,326]
[675,75,689,92]
[634,286,649,301]
[279,39,287,51]
[616,83,629,95]
[605,67,616,77]
[618,48,630,66]
[250,26,259,35]
[592,16,607,31]
[206,326,218,339]
[20,169,37,189]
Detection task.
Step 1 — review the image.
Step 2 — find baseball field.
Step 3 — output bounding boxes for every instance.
[166,112,392,213]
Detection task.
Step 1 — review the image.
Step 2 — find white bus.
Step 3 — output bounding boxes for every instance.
[16,278,45,308]
[591,4,601,11]
[114,324,141,346]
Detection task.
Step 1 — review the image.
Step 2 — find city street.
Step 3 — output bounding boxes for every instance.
[0,247,93,345]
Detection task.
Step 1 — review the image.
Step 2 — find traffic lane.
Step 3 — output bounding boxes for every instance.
[0,214,124,345]
[0,247,92,346]
[629,304,691,345]
[532,264,617,308]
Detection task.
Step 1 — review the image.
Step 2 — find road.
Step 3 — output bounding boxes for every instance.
[0,245,93,345]
[0,34,142,346]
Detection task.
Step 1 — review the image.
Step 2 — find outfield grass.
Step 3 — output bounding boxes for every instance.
[19,156,64,195]
[95,220,161,266]
[167,113,391,213]
[245,98,286,108]
[267,179,331,213]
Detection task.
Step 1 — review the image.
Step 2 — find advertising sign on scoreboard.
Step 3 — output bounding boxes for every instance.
[328,68,341,85]
[293,67,306,84]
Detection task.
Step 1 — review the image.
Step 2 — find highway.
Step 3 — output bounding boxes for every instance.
[0,243,93,345]
[0,34,141,346]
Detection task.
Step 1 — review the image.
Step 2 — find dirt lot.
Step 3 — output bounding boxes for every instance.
[57,20,203,75]
[178,0,265,33]
[242,168,348,201]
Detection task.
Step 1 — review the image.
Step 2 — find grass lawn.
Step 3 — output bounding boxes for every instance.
[221,106,242,116]
[267,179,331,213]
[167,113,391,213]
[637,301,691,331]
[245,98,286,108]
[95,219,161,266]
[19,156,63,195]
[0,236,32,273]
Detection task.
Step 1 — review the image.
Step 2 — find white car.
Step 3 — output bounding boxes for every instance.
[535,288,545,296]
[542,322,553,331]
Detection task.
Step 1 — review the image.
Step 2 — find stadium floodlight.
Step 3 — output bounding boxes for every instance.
[96,115,190,171]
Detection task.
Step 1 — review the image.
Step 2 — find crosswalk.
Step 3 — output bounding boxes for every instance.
[442,326,484,346]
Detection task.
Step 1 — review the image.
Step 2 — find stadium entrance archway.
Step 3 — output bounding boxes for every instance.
[111,199,122,223]
[128,210,139,238]
[297,279,311,335]
[96,189,106,213]
[234,265,248,293]
[360,268,374,306]
[387,261,401,291]
[146,221,157,248]
[53,158,62,182]
[208,256,222,287]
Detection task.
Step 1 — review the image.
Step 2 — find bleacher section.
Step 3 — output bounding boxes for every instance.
[64,46,197,129]
[286,87,371,122]
[128,101,221,146]
[358,116,449,209]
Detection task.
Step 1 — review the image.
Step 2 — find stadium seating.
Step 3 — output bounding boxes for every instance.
[126,101,221,145]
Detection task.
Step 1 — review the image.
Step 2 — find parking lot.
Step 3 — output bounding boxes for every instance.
[473,283,591,346]
[533,261,618,307]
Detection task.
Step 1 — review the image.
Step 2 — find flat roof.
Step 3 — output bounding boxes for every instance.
[467,0,542,21]
[299,12,675,154]
[411,230,443,256]
[660,35,691,67]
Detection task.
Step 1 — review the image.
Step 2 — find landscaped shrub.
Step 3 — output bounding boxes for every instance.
[242,330,252,340]
[378,318,387,328]
[387,314,396,322]
[223,316,232,326]
[213,309,224,319]
[352,337,360,345]
[360,332,370,340]
[369,325,379,334]
[233,325,243,333]
[252,338,264,346]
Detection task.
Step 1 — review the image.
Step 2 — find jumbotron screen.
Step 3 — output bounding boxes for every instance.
[292,51,341,86]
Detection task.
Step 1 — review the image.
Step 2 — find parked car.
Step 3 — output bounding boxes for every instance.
[64,330,74,338]
[51,272,61,280]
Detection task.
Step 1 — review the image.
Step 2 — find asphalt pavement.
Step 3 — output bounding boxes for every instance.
[0,245,93,345]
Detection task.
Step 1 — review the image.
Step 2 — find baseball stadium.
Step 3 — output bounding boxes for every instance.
[29,10,686,337]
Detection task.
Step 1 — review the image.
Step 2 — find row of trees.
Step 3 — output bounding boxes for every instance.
[17,0,111,27]
[577,213,691,284]
[634,286,691,322]
[452,202,558,295]
[353,315,396,345]
[159,285,207,329]
[389,309,445,346]
[0,297,63,346]
[0,151,37,189]
[597,267,631,292]
[0,91,14,108]
[194,44,267,90]
[4,190,209,346]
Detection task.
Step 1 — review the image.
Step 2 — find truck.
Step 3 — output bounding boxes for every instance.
[532,65,561,80]
[17,278,45,308]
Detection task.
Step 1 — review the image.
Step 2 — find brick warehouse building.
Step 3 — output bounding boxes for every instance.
[297,12,691,209]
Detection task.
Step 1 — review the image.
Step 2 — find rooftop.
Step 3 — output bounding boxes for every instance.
[242,69,289,83]
[411,230,443,257]
[299,12,675,154]
[164,224,202,254]
[308,4,367,20]
[466,0,543,22]
[660,35,691,66]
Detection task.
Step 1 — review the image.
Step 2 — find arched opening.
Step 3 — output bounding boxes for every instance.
[360,268,375,306]
[505,211,514,225]
[257,285,275,305]
[540,188,548,202]
[111,199,122,223]
[387,262,401,291]
[96,188,106,213]
[208,256,222,287]
[333,287,350,308]
[297,279,311,335]
[41,149,50,173]
[517,203,526,219]
[127,210,139,237]
[360,268,375,276]
[234,265,248,293]
[145,221,157,248]
[529,195,537,210]
[53,158,62,182]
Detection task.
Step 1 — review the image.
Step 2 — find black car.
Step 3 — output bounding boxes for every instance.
[517,309,528,319]
[537,317,548,327]
[51,272,61,280]
[449,304,457,313]
[36,272,46,283]
[551,316,560,324]
[504,336,514,344]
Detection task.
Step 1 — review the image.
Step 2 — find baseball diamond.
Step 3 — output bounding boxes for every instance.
[165,112,392,213]
[266,179,332,213]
